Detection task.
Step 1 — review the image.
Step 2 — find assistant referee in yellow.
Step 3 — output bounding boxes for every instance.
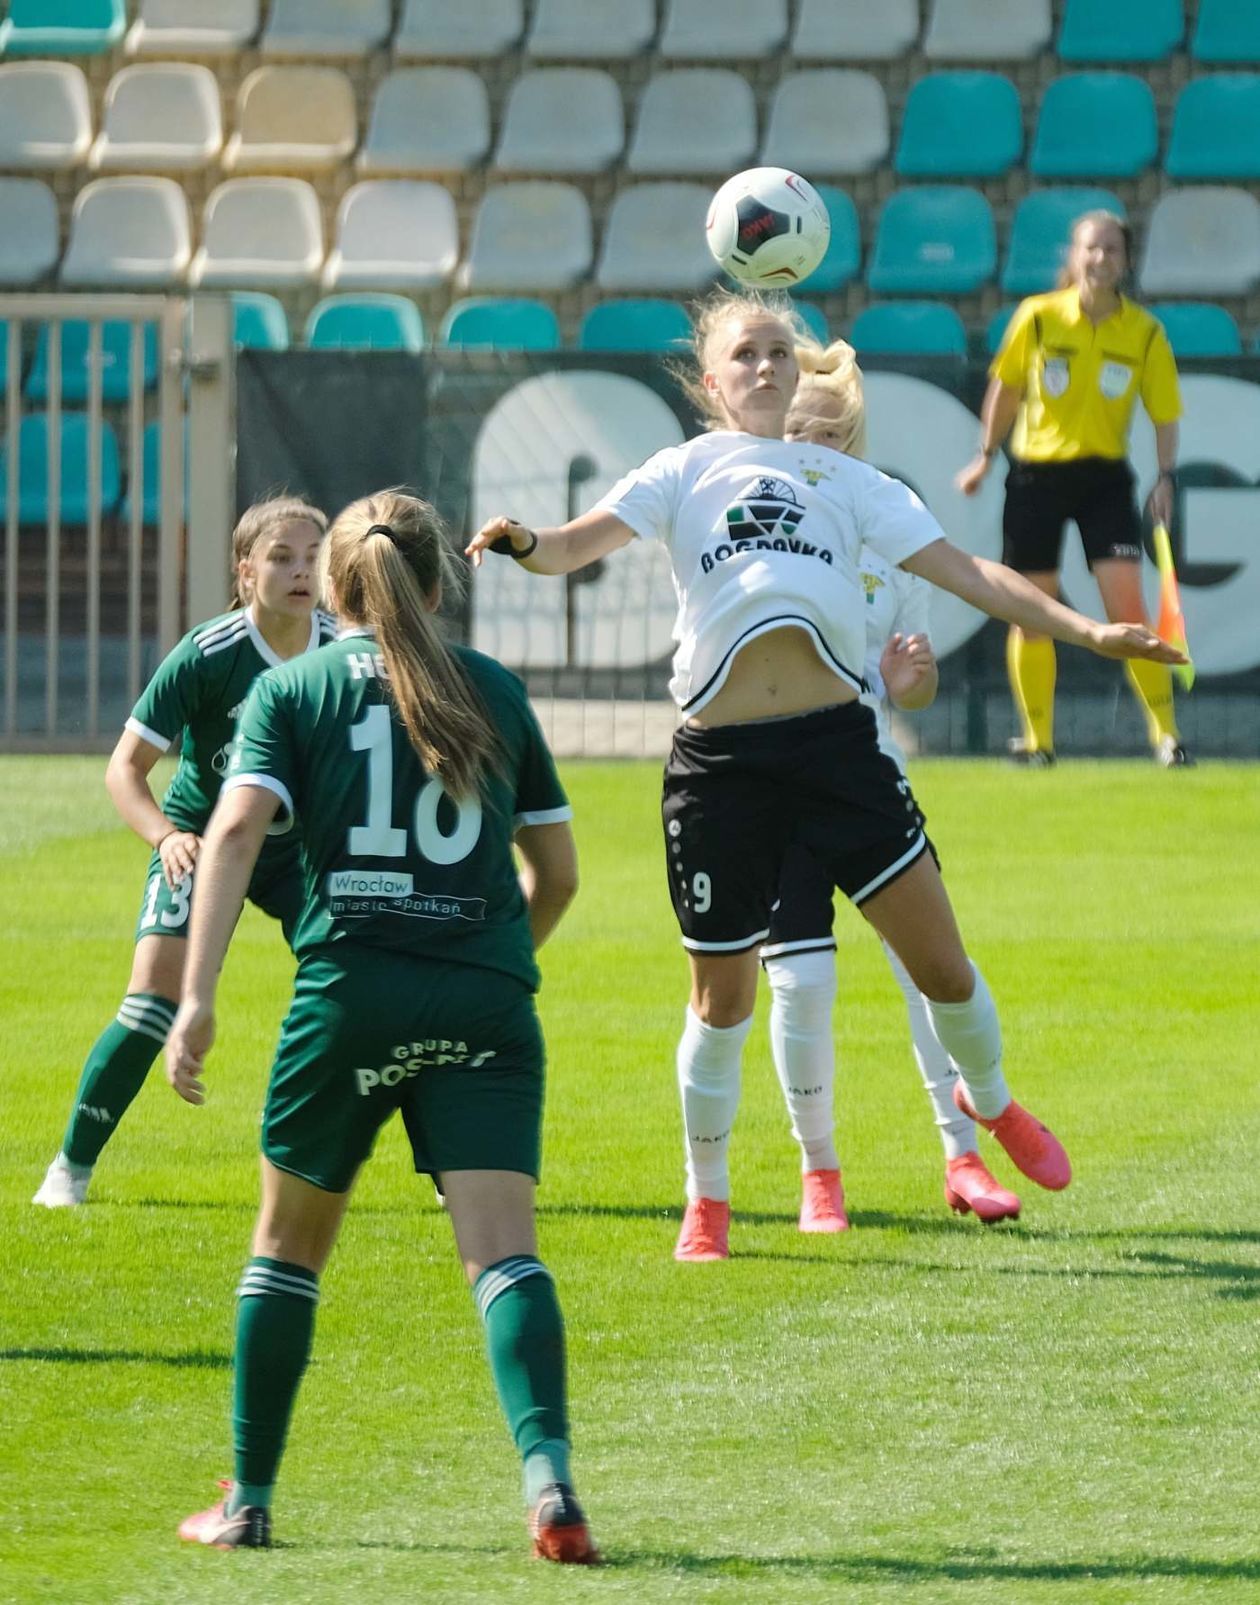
[957,209,1189,767]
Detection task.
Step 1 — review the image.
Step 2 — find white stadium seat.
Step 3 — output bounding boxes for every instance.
[460,182,592,292]
[358,68,490,174]
[596,182,718,292]
[627,70,757,177]
[126,0,259,54]
[191,178,325,287]
[924,0,1052,60]
[60,177,191,287]
[224,66,358,172]
[791,0,920,60]
[90,64,222,171]
[323,181,459,290]
[494,69,624,174]
[526,0,656,59]
[760,70,890,176]
[394,0,524,60]
[0,63,91,169]
[260,0,391,56]
[658,0,788,59]
[1138,187,1260,297]
[0,179,59,285]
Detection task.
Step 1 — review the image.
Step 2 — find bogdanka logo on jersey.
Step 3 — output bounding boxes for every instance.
[702,476,833,574]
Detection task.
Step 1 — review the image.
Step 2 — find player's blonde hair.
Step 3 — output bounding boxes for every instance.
[785,339,867,459]
[229,494,327,607]
[679,286,814,429]
[322,490,498,801]
[1058,209,1134,291]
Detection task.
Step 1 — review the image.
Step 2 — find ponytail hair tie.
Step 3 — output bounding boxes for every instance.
[367,523,397,544]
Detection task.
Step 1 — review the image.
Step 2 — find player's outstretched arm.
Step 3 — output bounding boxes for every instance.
[515,821,579,950]
[904,539,1187,663]
[106,728,201,888]
[466,509,635,575]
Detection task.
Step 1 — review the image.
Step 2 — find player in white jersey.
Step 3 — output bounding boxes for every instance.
[762,345,1022,1233]
[467,287,1186,1261]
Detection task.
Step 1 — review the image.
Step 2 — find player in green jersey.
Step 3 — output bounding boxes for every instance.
[33,496,333,1208]
[164,490,597,1564]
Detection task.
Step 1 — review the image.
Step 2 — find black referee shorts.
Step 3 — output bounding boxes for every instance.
[1002,456,1143,573]
[661,702,930,954]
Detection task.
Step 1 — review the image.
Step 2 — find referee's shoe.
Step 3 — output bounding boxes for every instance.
[1007,738,1055,768]
[1156,735,1194,768]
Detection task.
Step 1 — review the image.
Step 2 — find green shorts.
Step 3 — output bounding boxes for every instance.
[262,946,545,1194]
[133,843,305,946]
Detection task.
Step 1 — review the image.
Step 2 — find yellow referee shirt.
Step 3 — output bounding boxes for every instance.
[992,288,1182,463]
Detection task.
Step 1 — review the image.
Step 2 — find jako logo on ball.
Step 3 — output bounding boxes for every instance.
[705,167,831,287]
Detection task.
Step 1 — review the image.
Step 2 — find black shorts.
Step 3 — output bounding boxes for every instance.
[661,702,930,953]
[1002,457,1142,573]
[763,829,939,961]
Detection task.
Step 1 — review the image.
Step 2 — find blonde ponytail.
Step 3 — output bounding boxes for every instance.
[786,337,867,458]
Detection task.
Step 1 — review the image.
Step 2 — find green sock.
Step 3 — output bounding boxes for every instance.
[473,1257,571,1500]
[62,994,178,1167]
[225,1481,273,1517]
[232,1258,319,1499]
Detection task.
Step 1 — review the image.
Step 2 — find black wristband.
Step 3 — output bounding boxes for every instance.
[488,526,539,560]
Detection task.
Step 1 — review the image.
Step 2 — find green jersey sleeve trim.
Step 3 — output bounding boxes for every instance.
[124,715,172,753]
[222,771,295,835]
[514,805,574,830]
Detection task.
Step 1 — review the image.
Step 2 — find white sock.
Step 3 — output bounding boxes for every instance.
[765,950,840,1174]
[924,962,1010,1121]
[676,1006,752,1202]
[882,945,977,1162]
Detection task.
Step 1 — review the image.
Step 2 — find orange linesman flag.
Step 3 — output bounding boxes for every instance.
[1153,523,1195,690]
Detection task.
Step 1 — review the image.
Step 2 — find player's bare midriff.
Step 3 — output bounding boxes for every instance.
[687,624,859,728]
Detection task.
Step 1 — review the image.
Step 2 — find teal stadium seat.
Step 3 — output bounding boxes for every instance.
[120,419,190,525]
[1166,75,1260,180]
[895,72,1023,178]
[304,294,425,351]
[791,302,830,345]
[440,298,560,350]
[1002,188,1125,295]
[986,304,1018,354]
[850,302,968,357]
[231,291,290,351]
[27,321,159,404]
[0,0,125,55]
[1193,0,1260,63]
[578,299,692,352]
[1057,0,1183,62]
[806,186,862,294]
[1148,302,1243,357]
[1031,74,1157,178]
[867,188,996,294]
[0,413,121,525]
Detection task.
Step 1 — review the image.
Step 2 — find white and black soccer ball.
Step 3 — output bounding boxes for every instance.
[705,167,831,287]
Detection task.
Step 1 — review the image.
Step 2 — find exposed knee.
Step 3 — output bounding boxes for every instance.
[915,959,975,1004]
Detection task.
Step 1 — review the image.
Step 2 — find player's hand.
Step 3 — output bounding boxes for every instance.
[465,517,534,569]
[1088,621,1187,663]
[955,454,993,497]
[1146,475,1175,530]
[166,999,215,1105]
[880,632,937,700]
[158,829,200,889]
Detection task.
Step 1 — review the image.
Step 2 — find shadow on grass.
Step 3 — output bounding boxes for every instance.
[0,1346,231,1368]
[599,1549,1260,1584]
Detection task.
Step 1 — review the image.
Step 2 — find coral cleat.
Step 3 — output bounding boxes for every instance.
[952,1084,1071,1191]
[529,1482,602,1565]
[944,1153,1021,1223]
[799,1169,849,1233]
[178,1483,270,1550]
[673,1197,730,1261]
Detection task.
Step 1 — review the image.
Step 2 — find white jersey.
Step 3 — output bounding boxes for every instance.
[594,430,944,714]
[857,544,933,773]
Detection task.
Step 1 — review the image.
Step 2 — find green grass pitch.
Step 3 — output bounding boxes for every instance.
[1,755,1257,1604]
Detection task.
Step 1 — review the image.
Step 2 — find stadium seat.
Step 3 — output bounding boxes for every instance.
[89,64,223,171]
[0,413,121,525]
[804,186,862,293]
[394,0,525,60]
[439,298,561,350]
[60,178,191,289]
[125,0,259,54]
[596,182,716,292]
[190,179,325,288]
[924,0,1052,60]
[323,181,458,291]
[357,69,490,175]
[0,180,59,286]
[760,71,889,177]
[1030,74,1157,178]
[119,419,189,526]
[791,0,919,61]
[867,187,996,294]
[1058,0,1183,61]
[224,66,358,172]
[526,0,656,59]
[895,72,1023,178]
[260,0,391,56]
[657,0,788,59]
[627,70,757,177]
[304,295,426,352]
[493,70,624,175]
[460,182,592,292]
[1138,187,1260,296]
[0,63,92,170]
[1166,76,1260,181]
[986,304,1018,354]
[230,291,290,351]
[1193,0,1260,63]
[1002,187,1125,295]
[792,301,831,345]
[577,298,693,352]
[0,0,124,55]
[28,321,159,404]
[850,302,968,357]
[1148,302,1243,357]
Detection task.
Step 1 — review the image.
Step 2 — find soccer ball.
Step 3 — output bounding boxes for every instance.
[705,167,831,287]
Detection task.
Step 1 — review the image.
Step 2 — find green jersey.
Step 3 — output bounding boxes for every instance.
[127,607,338,837]
[224,632,571,989]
